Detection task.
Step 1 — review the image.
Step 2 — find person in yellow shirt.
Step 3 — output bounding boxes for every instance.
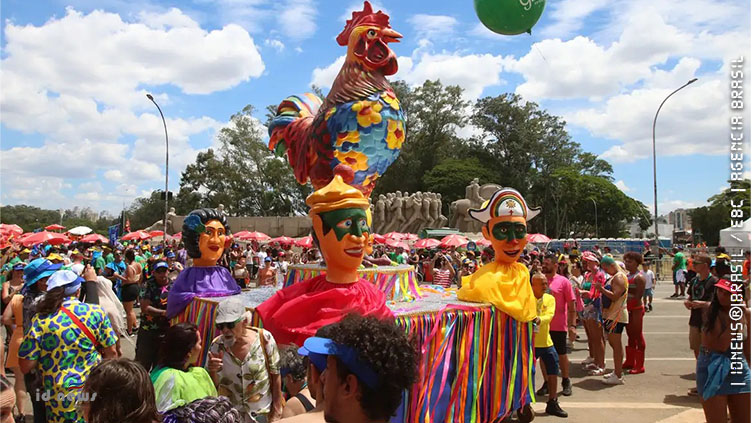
[532,272,568,418]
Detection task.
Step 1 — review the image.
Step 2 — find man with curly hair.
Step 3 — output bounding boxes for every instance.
[300,314,418,423]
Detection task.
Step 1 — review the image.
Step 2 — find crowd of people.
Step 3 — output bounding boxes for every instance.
[0,234,748,423]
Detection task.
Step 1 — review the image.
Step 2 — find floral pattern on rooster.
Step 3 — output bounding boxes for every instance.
[325,91,405,195]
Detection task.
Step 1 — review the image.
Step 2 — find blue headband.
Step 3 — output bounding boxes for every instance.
[301,337,380,389]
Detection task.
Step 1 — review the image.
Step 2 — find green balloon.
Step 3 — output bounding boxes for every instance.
[474,0,546,36]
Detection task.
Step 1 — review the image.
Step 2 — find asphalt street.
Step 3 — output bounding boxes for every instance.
[528,279,706,423]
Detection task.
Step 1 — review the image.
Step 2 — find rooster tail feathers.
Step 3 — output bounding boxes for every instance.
[267,93,323,158]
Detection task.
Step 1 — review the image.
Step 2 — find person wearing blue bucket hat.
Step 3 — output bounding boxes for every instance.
[18,257,61,423]
[18,267,118,423]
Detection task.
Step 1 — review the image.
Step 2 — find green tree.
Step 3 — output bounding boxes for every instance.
[423,158,496,214]
[689,179,750,245]
[374,80,470,196]
[180,105,310,216]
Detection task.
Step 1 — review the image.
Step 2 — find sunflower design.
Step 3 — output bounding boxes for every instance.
[335,130,360,147]
[385,119,405,150]
[334,150,369,171]
[381,91,400,110]
[351,101,383,128]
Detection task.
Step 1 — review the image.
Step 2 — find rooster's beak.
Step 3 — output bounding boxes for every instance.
[381,28,402,43]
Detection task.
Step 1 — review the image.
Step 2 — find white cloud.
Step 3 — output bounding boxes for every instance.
[0,7,262,212]
[538,0,609,39]
[614,180,632,193]
[397,52,505,99]
[407,14,458,40]
[310,51,505,100]
[571,72,726,163]
[340,2,390,22]
[264,39,286,52]
[503,9,746,101]
[498,4,749,164]
[104,170,125,182]
[310,55,346,89]
[278,0,317,41]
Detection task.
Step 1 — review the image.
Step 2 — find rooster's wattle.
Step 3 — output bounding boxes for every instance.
[267,1,405,197]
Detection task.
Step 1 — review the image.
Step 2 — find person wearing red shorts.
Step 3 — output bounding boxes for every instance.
[622,252,646,374]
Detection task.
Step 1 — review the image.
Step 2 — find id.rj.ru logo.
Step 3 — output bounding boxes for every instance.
[35,384,97,402]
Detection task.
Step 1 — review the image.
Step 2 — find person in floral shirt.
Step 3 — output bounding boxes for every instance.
[19,269,118,423]
[207,298,283,423]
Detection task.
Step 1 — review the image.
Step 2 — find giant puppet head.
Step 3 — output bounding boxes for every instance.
[307,167,371,284]
[182,208,231,267]
[469,188,540,265]
[337,1,402,76]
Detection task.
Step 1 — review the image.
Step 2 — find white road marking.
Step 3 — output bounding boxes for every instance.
[530,401,695,410]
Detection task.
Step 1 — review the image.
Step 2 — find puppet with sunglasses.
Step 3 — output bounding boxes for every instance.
[256,167,393,347]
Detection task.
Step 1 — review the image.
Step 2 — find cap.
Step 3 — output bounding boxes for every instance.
[264,257,272,262]
[601,255,616,266]
[301,337,380,389]
[153,262,169,271]
[297,345,328,373]
[468,188,540,224]
[215,297,248,324]
[166,251,176,258]
[46,253,64,262]
[12,263,25,271]
[582,251,600,263]
[46,269,84,291]
[23,258,63,288]
[69,263,85,276]
[306,170,369,215]
[715,279,735,293]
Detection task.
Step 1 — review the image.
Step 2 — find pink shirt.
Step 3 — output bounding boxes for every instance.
[547,274,574,332]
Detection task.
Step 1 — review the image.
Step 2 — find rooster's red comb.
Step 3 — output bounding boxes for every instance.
[336,1,391,46]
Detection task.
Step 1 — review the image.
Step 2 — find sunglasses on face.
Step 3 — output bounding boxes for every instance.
[216,318,242,330]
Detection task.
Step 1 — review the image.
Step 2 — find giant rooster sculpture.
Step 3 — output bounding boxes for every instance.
[267,1,405,197]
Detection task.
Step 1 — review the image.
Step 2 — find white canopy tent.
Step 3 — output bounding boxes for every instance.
[719,218,751,253]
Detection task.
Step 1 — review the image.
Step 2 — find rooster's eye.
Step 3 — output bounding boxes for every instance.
[367,29,377,38]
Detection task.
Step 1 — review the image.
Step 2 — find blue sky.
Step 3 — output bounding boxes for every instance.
[1,0,749,217]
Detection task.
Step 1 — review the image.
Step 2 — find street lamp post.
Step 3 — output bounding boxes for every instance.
[146,94,169,248]
[652,78,697,252]
[590,198,598,238]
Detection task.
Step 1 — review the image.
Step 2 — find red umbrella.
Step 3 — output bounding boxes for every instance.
[236,231,270,242]
[81,233,109,243]
[527,233,551,243]
[45,224,66,231]
[384,232,405,240]
[149,230,164,238]
[171,232,183,240]
[295,236,313,248]
[402,233,418,241]
[440,234,469,248]
[271,236,295,245]
[21,231,70,247]
[415,238,441,249]
[121,230,152,241]
[475,238,492,248]
[0,224,23,236]
[372,234,386,244]
[386,239,409,250]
